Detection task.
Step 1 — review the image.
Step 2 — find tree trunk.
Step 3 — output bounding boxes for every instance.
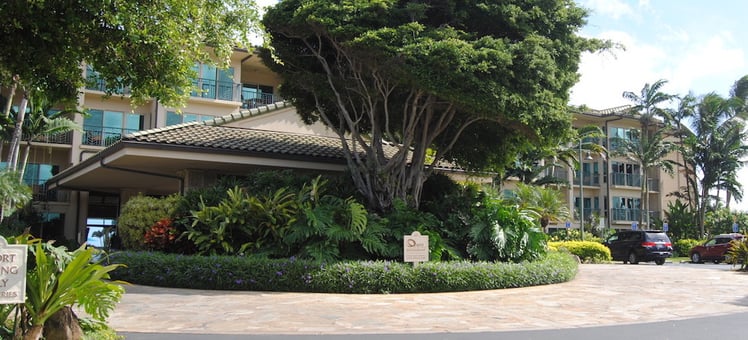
[18,142,31,182]
[43,307,83,340]
[22,325,43,340]
[7,94,28,171]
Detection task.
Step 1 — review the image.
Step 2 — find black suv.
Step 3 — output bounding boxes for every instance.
[603,230,673,265]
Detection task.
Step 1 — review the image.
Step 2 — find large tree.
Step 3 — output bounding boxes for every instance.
[262,0,604,212]
[0,0,261,171]
[682,90,748,235]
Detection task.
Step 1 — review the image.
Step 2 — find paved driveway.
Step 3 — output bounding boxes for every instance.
[108,262,748,335]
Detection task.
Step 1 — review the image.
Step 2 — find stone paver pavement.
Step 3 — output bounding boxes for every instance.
[107,263,748,335]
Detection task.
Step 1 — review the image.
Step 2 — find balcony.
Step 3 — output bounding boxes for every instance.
[611,173,641,187]
[32,184,69,202]
[23,131,73,145]
[611,209,660,224]
[647,178,659,192]
[85,76,131,95]
[82,127,140,147]
[612,208,641,222]
[573,171,600,186]
[191,78,240,101]
[242,92,280,109]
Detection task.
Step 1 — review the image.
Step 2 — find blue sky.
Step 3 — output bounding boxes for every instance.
[570,0,748,212]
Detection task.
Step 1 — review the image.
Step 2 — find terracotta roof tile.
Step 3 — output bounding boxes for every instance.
[123,123,357,161]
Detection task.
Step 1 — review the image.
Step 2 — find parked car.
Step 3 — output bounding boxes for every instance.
[688,233,745,264]
[603,230,673,265]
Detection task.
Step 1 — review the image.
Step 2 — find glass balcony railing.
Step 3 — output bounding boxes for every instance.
[573,172,600,186]
[191,78,240,101]
[611,173,642,187]
[82,127,140,147]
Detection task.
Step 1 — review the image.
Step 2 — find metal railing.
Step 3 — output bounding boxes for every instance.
[23,131,73,145]
[647,178,659,192]
[242,92,279,109]
[85,76,131,95]
[32,184,70,202]
[82,127,140,147]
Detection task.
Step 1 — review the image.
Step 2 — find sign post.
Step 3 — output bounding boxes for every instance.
[0,237,27,304]
[663,222,669,232]
[403,231,429,266]
[631,221,638,231]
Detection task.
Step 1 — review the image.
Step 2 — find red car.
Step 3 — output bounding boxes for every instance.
[689,233,745,264]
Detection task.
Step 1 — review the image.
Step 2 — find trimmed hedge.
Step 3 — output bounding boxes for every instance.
[548,241,611,263]
[108,251,578,293]
[674,238,702,257]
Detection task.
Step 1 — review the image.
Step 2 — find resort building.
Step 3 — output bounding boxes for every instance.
[2,50,686,244]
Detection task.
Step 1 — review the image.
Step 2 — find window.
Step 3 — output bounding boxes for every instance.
[611,161,641,187]
[609,127,639,151]
[83,109,143,146]
[166,111,215,126]
[191,63,235,101]
[612,196,641,221]
[86,218,116,248]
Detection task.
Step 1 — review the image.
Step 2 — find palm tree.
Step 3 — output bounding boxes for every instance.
[512,183,570,231]
[621,80,676,228]
[19,93,81,180]
[682,91,748,235]
[0,169,32,222]
[665,94,697,211]
[614,128,677,228]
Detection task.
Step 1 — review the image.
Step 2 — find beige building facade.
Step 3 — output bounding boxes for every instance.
[3,51,686,244]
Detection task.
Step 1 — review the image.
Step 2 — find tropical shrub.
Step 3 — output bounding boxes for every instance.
[548,241,611,263]
[118,194,180,250]
[467,193,547,262]
[285,177,382,261]
[108,251,578,293]
[726,239,748,270]
[2,233,124,339]
[664,200,700,240]
[143,218,178,252]
[185,186,297,256]
[673,238,702,257]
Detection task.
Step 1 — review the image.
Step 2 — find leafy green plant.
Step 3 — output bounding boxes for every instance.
[548,241,611,263]
[186,186,297,256]
[286,176,382,261]
[673,238,702,257]
[467,194,547,262]
[2,234,124,339]
[108,251,578,293]
[118,194,181,250]
[726,239,748,270]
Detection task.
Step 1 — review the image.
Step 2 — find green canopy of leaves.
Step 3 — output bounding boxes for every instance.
[0,0,261,107]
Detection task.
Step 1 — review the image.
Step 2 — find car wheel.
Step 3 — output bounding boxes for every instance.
[655,258,665,265]
[713,260,722,264]
[691,252,702,263]
[628,252,639,264]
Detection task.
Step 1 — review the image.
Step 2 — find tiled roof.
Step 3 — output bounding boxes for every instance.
[124,123,354,161]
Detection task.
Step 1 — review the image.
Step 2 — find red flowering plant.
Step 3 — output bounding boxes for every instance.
[143,218,177,251]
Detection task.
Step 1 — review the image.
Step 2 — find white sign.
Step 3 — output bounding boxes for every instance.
[0,237,27,304]
[403,231,429,263]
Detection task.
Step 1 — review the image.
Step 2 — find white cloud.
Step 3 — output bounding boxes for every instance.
[570,30,670,109]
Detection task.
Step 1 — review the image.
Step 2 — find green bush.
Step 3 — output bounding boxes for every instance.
[674,238,702,257]
[548,241,611,263]
[117,195,181,250]
[467,192,547,262]
[548,229,603,243]
[108,251,578,293]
